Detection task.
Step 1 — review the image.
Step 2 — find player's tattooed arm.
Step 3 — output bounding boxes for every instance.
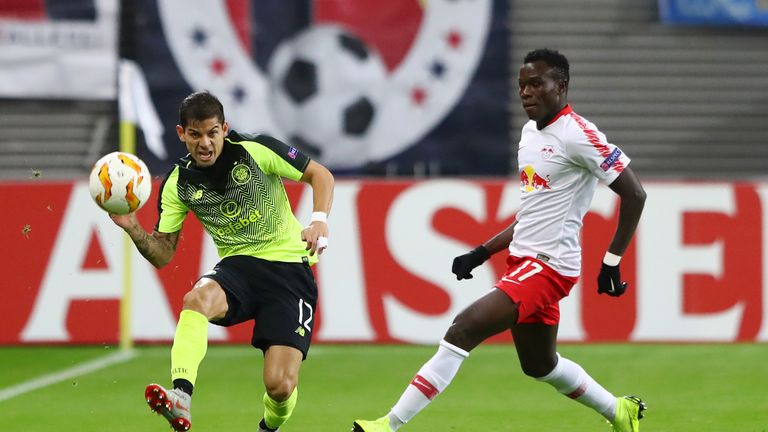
[128,228,180,268]
[109,212,179,268]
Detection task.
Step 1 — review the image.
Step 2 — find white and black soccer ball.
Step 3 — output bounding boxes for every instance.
[267,24,387,169]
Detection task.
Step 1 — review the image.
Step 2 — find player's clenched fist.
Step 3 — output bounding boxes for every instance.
[451,246,490,280]
[597,262,628,296]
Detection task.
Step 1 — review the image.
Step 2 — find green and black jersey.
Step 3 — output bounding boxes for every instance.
[155,131,316,264]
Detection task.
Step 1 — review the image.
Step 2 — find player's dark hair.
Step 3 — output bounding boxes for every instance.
[179,91,225,128]
[524,48,570,84]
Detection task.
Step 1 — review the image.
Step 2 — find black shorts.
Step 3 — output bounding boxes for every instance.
[202,255,318,359]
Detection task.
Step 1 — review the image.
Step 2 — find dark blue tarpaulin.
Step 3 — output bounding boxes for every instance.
[126,0,510,176]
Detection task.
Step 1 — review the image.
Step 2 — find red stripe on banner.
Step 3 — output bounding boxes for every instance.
[681,185,764,340]
[0,0,46,20]
[225,0,252,54]
[410,374,439,400]
[0,182,73,344]
[2,180,767,345]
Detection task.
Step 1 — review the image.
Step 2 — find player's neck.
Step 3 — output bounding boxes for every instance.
[536,103,570,130]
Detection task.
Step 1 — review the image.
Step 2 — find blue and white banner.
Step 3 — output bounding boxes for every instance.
[0,0,118,99]
[129,0,510,175]
[660,0,768,26]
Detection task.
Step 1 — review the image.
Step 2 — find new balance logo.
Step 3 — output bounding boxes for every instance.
[294,326,306,337]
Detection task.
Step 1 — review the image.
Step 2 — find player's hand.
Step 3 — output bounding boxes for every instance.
[109,212,139,231]
[597,263,628,296]
[302,221,328,256]
[451,246,490,280]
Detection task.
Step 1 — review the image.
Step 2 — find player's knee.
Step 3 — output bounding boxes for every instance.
[264,375,297,401]
[182,287,216,317]
[181,289,205,312]
[182,281,226,318]
[520,363,549,378]
[444,316,479,351]
[519,356,557,378]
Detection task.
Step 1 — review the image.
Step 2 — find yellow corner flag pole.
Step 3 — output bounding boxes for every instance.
[117,58,164,352]
[119,119,136,352]
[118,56,140,353]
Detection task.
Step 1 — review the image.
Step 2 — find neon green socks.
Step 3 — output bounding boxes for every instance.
[263,388,298,429]
[170,310,209,386]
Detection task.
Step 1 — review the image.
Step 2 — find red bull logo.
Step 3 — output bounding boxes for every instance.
[520,165,550,192]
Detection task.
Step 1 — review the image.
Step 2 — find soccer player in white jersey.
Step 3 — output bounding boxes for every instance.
[352,48,647,432]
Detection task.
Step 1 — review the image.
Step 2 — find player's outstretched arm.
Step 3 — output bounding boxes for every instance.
[299,160,335,256]
[110,212,180,268]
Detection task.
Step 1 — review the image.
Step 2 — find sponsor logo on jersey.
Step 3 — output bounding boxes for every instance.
[231,163,251,184]
[541,145,555,160]
[192,189,204,200]
[216,210,263,236]
[600,148,622,171]
[220,200,241,218]
[520,165,551,192]
[288,147,299,160]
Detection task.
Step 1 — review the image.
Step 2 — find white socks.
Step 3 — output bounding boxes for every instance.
[382,346,616,430]
[387,340,469,430]
[537,353,616,420]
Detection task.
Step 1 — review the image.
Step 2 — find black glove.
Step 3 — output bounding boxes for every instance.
[597,262,628,296]
[452,246,490,280]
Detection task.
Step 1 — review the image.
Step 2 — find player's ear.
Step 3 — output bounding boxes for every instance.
[176,124,185,141]
[556,79,567,95]
[222,121,229,134]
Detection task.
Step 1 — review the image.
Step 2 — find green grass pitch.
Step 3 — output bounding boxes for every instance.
[0,344,766,431]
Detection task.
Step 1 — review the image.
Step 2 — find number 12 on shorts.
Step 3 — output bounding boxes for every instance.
[501,260,543,284]
[297,298,313,332]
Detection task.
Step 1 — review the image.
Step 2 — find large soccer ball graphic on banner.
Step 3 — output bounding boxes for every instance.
[268,25,387,169]
[89,151,152,215]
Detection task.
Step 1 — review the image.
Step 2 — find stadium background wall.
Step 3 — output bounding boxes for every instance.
[3,179,767,345]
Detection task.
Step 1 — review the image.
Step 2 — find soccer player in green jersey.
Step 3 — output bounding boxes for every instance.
[109,91,334,432]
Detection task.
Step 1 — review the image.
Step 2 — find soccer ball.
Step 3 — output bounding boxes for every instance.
[88,152,152,215]
[267,24,387,169]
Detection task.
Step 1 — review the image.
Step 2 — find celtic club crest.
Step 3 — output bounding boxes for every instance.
[231,164,251,184]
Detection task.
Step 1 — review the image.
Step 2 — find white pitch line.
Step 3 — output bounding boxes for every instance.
[0,349,137,402]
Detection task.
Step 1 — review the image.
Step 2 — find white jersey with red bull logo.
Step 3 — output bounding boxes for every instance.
[510,105,631,277]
